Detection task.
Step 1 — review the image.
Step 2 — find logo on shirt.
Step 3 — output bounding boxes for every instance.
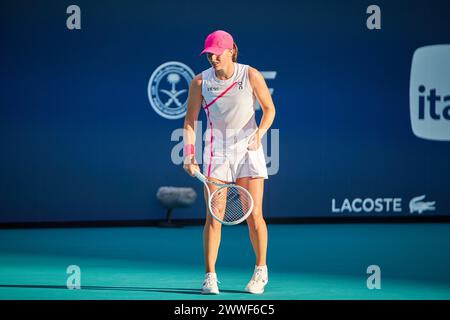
[147,61,195,120]
[409,45,450,141]
[208,80,243,92]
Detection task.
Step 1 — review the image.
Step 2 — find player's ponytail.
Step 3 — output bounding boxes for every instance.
[232,43,238,62]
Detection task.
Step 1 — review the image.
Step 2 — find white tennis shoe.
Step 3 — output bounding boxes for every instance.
[201,272,220,295]
[245,265,268,294]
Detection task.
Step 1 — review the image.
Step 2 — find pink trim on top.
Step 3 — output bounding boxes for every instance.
[202,81,238,177]
[205,107,214,177]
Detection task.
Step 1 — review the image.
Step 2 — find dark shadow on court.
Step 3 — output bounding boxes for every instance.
[0,284,247,295]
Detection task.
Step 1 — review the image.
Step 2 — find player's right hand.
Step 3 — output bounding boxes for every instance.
[183,155,200,177]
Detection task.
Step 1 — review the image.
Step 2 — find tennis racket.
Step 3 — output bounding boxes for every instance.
[194,171,254,226]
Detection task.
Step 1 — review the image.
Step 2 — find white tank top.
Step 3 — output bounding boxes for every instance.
[201,63,257,144]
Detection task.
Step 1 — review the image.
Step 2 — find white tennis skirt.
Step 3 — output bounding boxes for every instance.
[202,137,268,183]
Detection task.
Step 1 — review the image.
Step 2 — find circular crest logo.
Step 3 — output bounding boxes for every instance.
[147,61,195,120]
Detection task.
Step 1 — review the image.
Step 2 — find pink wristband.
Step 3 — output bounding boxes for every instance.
[184,144,195,157]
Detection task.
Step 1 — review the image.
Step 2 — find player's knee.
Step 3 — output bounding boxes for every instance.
[252,204,263,218]
[205,217,222,231]
[247,207,264,230]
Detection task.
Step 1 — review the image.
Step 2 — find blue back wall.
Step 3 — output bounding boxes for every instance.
[1,0,449,222]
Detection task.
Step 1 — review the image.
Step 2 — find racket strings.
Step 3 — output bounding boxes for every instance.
[210,186,252,223]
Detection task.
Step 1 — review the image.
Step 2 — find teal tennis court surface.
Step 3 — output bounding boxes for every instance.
[1,223,449,300]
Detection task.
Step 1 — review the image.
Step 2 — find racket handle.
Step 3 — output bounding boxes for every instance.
[194,170,206,183]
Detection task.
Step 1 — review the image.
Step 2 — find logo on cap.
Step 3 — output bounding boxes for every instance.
[147,61,195,120]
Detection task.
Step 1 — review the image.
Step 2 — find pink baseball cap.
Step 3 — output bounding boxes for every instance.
[199,30,234,56]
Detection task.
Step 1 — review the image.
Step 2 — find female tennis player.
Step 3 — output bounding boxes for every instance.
[183,30,276,294]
